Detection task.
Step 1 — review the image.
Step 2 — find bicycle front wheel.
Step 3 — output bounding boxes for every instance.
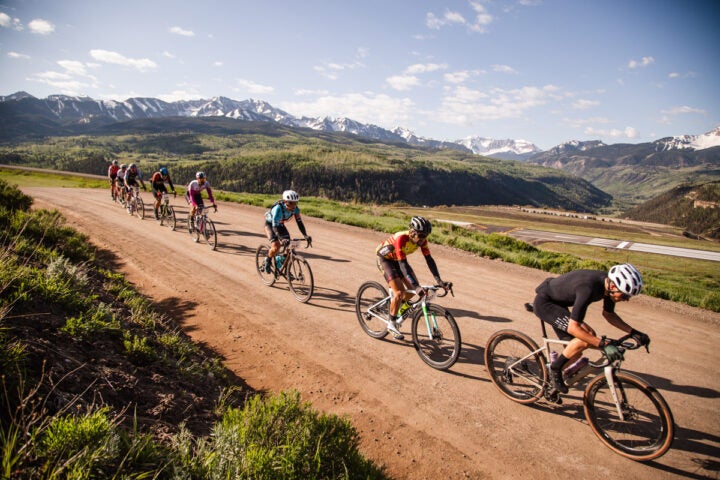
[411,305,461,370]
[203,218,217,250]
[484,330,547,404]
[584,371,674,461]
[135,197,145,219]
[255,244,276,286]
[355,281,390,339]
[287,256,314,303]
[187,213,199,242]
[162,205,176,230]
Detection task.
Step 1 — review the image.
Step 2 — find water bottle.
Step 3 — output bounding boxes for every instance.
[276,255,285,269]
[563,357,589,377]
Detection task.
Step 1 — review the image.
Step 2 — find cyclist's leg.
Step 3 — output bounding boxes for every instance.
[533,295,577,392]
[263,223,280,273]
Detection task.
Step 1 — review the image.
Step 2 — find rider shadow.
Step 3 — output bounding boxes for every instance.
[300,251,351,264]
[453,309,513,322]
[303,286,355,311]
[155,296,202,332]
[658,426,720,476]
[632,371,720,399]
[446,341,489,381]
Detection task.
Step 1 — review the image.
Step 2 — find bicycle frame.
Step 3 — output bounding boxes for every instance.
[366,286,442,335]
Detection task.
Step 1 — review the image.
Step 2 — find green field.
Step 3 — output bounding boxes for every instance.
[3,166,719,312]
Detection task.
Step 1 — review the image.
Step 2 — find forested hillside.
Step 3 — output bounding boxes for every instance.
[624,181,720,239]
[0,117,612,212]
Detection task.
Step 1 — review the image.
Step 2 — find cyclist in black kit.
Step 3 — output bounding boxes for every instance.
[532,263,650,393]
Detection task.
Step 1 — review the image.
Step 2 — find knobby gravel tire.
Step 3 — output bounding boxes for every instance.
[485,329,547,404]
[411,304,461,370]
[355,281,390,339]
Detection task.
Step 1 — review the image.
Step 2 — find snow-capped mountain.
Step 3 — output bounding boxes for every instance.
[654,127,720,151]
[455,136,542,160]
[543,140,607,155]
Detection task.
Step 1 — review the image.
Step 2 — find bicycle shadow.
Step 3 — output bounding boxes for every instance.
[453,309,512,322]
[651,426,720,478]
[446,341,489,381]
[299,251,351,264]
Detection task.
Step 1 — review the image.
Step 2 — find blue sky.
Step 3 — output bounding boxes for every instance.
[0,0,718,149]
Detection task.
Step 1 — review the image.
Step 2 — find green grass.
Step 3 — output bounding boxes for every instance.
[0,178,386,479]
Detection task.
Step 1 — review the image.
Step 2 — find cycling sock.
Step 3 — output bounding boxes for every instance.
[551,353,569,371]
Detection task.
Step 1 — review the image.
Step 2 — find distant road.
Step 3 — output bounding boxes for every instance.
[509,228,720,262]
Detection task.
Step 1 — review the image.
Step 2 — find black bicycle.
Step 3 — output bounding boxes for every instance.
[255,238,314,303]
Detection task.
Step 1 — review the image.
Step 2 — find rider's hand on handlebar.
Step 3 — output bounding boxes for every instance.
[304,235,312,246]
[415,285,427,298]
[173,191,177,198]
[602,343,624,362]
[213,204,218,212]
[280,238,290,247]
[630,328,650,350]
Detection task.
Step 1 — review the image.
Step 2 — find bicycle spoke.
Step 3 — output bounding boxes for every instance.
[412,305,461,370]
[287,256,314,302]
[355,281,390,339]
[485,330,546,404]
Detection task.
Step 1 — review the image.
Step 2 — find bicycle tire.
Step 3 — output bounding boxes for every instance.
[135,197,145,220]
[484,329,547,404]
[255,244,276,286]
[203,218,217,250]
[162,205,176,231]
[355,281,390,339]
[187,212,200,242]
[287,256,314,303]
[584,371,675,461]
[411,304,461,370]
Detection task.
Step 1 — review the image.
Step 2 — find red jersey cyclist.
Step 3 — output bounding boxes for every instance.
[150,167,176,220]
[261,190,311,273]
[375,216,450,340]
[186,171,216,229]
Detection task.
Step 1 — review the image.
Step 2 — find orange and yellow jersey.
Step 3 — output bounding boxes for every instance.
[376,230,430,261]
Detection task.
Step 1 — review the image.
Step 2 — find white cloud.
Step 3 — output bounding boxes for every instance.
[280,92,415,127]
[0,12,10,27]
[57,60,89,76]
[8,51,30,59]
[584,126,639,139]
[668,71,697,79]
[661,106,706,115]
[162,51,176,59]
[386,75,420,91]
[492,64,517,74]
[28,18,54,35]
[157,89,203,102]
[571,99,599,110]
[426,3,492,33]
[628,56,654,69]
[28,70,89,94]
[236,78,274,94]
[89,49,157,71]
[213,61,223,67]
[468,1,493,33]
[169,26,195,37]
[444,71,470,84]
[294,89,330,96]
[405,63,447,74]
[437,84,561,124]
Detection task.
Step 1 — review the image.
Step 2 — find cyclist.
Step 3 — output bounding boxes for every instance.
[187,171,216,229]
[107,160,120,199]
[150,167,176,220]
[375,216,450,340]
[532,263,651,393]
[116,164,128,203]
[261,190,311,274]
[123,163,146,212]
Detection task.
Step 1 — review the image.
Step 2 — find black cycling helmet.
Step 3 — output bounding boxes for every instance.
[409,216,432,235]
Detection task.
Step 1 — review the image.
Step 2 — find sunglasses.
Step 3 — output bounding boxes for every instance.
[414,232,428,239]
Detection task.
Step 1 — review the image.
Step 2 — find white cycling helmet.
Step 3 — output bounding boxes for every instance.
[283,190,299,202]
[608,263,643,296]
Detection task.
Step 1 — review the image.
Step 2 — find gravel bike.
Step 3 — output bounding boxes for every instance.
[484,304,674,461]
[157,192,176,230]
[187,206,217,250]
[126,185,144,219]
[355,282,460,370]
[255,238,314,303]
[110,178,120,203]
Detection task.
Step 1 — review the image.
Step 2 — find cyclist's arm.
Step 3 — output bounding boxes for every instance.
[566,320,603,348]
[167,175,175,192]
[398,259,420,288]
[602,309,633,335]
[206,185,215,203]
[424,254,442,284]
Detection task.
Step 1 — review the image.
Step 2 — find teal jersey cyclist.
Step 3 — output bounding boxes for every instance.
[261,190,311,273]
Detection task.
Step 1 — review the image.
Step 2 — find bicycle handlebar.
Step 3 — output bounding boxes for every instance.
[591,333,647,368]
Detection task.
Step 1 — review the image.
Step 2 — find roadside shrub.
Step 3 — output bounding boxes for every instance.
[0,178,33,211]
[62,303,121,339]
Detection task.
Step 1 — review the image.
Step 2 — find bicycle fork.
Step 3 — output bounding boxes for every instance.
[419,304,441,339]
[603,366,628,421]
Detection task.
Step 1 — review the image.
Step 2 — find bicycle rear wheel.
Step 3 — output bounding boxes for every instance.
[255,244,276,286]
[355,281,390,339]
[411,305,461,370]
[162,205,176,230]
[203,218,217,250]
[287,256,314,303]
[135,197,145,219]
[484,330,547,404]
[584,371,674,461]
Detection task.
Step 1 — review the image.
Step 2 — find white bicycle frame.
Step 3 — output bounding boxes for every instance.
[366,286,441,337]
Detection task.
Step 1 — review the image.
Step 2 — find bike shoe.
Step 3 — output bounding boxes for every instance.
[386,321,404,341]
[550,368,568,394]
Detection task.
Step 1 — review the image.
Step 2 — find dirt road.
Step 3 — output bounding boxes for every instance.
[26,187,720,479]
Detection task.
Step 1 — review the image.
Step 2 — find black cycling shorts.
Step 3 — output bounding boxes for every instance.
[532,294,574,341]
[152,182,168,198]
[377,255,403,283]
[264,222,289,243]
